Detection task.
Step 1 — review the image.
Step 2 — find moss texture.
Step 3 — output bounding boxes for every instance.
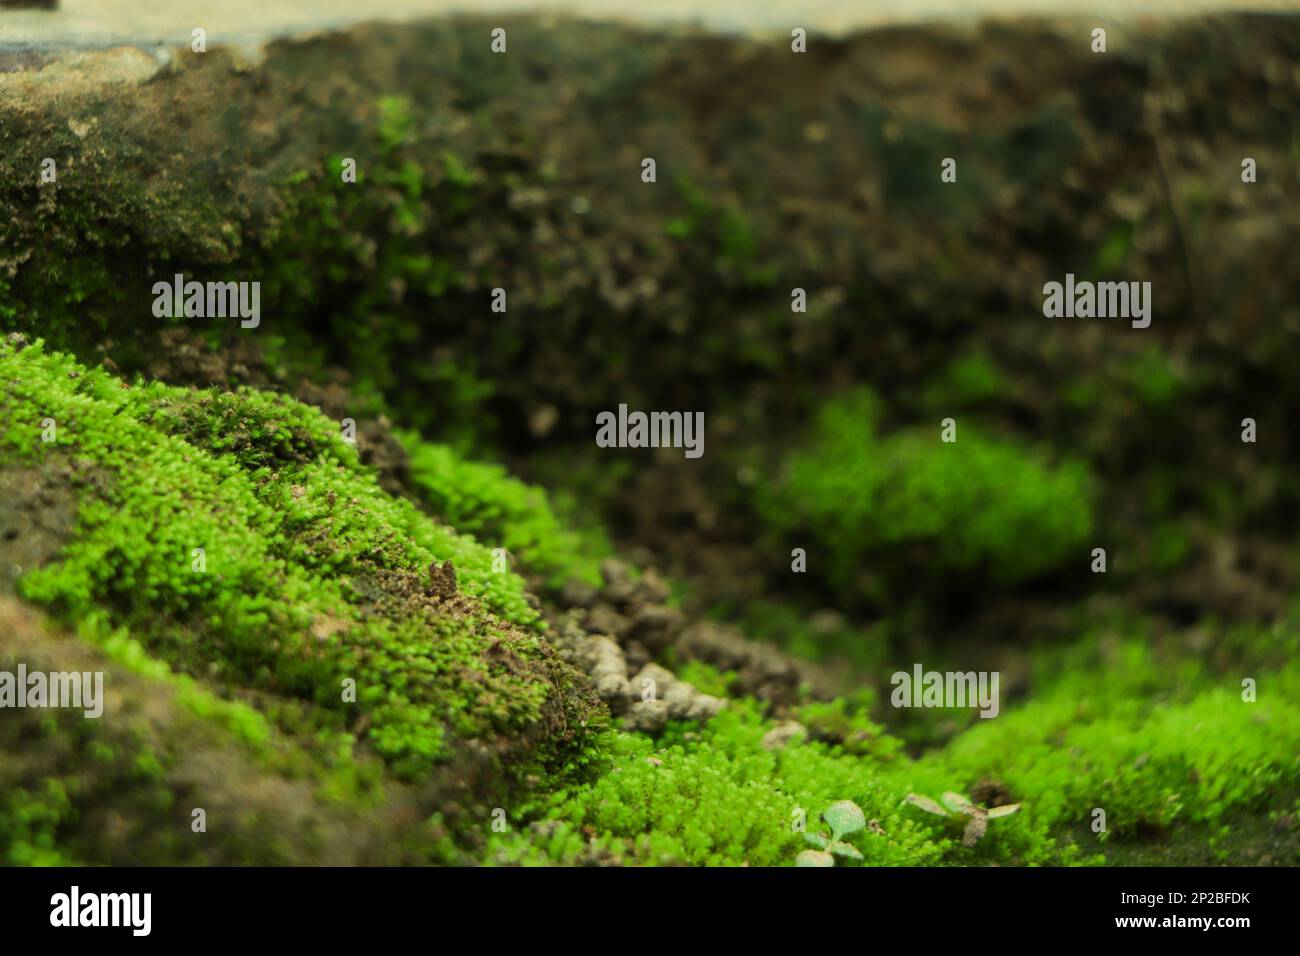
[4,338,1297,866]
[1,339,604,826]
[755,387,1096,602]
[2,13,1299,867]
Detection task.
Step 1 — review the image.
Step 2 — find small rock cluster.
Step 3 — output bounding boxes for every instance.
[550,558,811,733]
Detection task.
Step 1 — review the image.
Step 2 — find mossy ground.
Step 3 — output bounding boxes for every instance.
[2,13,1299,866]
[1,338,606,861]
[4,336,1297,866]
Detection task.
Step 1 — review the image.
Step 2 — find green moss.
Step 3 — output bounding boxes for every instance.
[923,349,1011,410]
[668,659,737,699]
[1147,520,1195,573]
[1062,377,1102,412]
[794,696,900,760]
[486,599,1299,866]
[1119,346,1187,409]
[757,387,1096,598]
[400,431,609,589]
[2,337,1290,866]
[1092,222,1135,276]
[0,339,602,785]
[905,626,1300,863]
[0,608,407,865]
[484,705,948,867]
[1,778,75,866]
[489,618,1299,866]
[247,112,523,447]
[0,16,1295,870]
[665,175,777,288]
[376,96,416,152]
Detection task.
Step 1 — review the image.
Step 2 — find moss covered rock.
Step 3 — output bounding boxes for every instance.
[1,337,606,863]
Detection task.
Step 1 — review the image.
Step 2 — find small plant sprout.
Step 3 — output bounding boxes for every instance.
[796,799,868,866]
[906,792,1021,847]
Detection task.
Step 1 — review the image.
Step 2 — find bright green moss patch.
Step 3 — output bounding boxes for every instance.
[757,387,1095,598]
[0,339,602,784]
[668,658,738,699]
[485,618,1299,867]
[400,431,609,589]
[1,778,74,867]
[485,705,948,867]
[139,389,330,471]
[793,696,900,760]
[906,630,1300,864]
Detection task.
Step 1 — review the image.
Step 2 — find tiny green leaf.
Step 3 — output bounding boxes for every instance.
[822,800,866,839]
[906,793,950,817]
[804,832,828,849]
[829,840,863,860]
[986,803,1021,818]
[942,792,976,815]
[796,850,835,867]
